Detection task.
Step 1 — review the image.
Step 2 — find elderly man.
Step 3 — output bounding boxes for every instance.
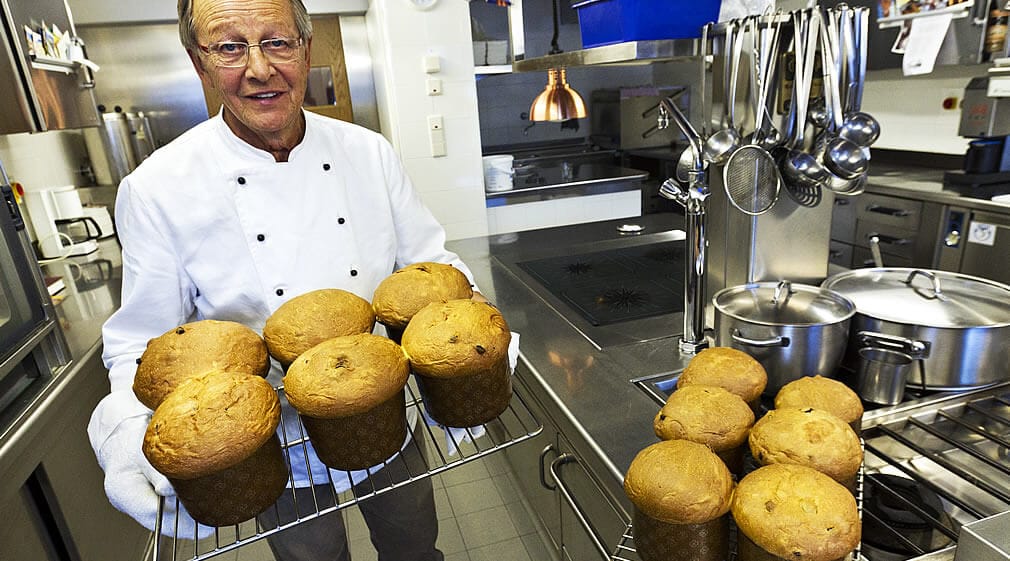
[87,0,470,559]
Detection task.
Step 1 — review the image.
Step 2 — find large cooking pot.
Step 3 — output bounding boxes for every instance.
[823,268,1010,390]
[713,281,857,396]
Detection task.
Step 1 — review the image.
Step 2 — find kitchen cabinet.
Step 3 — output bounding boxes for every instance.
[554,435,629,561]
[0,349,152,561]
[492,368,630,561]
[829,191,943,269]
[0,0,99,134]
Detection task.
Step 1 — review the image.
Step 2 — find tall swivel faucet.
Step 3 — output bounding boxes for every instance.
[658,95,710,355]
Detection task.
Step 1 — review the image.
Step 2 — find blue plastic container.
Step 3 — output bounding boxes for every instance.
[572,0,721,49]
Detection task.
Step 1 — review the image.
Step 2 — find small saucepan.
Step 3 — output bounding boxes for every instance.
[714,280,857,396]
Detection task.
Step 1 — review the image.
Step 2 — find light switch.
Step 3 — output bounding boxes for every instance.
[426,78,443,96]
[427,114,444,130]
[423,54,440,73]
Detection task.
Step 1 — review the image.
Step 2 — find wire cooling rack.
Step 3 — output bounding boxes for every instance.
[152,379,543,561]
[610,445,867,561]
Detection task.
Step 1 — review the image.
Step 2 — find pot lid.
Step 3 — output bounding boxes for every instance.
[822,268,1010,328]
[714,281,856,326]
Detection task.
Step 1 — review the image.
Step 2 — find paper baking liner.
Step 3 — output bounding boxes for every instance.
[632,507,729,561]
[171,434,287,527]
[299,389,407,470]
[415,358,512,428]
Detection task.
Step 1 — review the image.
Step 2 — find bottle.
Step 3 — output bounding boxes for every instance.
[986,8,1009,57]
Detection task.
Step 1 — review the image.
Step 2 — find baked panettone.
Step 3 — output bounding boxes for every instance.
[263,288,375,366]
[624,439,734,561]
[749,407,862,491]
[401,299,511,427]
[653,385,755,475]
[133,319,270,410]
[677,347,768,411]
[775,375,865,432]
[732,464,861,561]
[283,333,410,470]
[372,262,473,342]
[143,370,286,527]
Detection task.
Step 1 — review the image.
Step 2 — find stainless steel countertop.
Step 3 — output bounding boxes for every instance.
[865,163,1010,214]
[0,238,121,504]
[485,163,647,205]
[447,213,691,509]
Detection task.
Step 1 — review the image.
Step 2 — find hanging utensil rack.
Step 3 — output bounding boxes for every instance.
[152,379,543,561]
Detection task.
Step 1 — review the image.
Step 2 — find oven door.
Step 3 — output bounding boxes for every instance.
[0,182,52,368]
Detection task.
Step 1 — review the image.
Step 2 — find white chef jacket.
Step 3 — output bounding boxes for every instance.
[88,110,478,490]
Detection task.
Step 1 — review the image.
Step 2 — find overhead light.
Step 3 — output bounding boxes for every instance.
[529,67,586,122]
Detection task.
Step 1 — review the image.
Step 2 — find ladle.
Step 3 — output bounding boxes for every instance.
[780,11,829,191]
[703,21,744,164]
[818,12,868,182]
[751,15,783,151]
[838,7,880,147]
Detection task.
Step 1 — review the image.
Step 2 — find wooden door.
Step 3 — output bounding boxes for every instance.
[200,15,353,122]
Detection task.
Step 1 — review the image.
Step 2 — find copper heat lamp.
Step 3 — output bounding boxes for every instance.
[528,0,586,122]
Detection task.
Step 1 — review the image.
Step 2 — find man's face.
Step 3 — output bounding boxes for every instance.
[189,0,311,145]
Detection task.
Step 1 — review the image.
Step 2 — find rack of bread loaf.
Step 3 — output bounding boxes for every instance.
[617,347,865,561]
[137,263,541,559]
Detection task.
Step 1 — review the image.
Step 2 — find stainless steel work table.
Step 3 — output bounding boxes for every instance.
[447,212,692,512]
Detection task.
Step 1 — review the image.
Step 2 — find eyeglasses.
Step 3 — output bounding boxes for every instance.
[199,37,304,68]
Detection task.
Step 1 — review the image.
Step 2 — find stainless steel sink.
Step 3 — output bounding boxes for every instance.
[631,370,682,406]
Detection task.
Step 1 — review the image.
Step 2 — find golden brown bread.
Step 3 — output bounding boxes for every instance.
[677,347,767,403]
[732,464,861,561]
[653,385,755,451]
[263,288,375,366]
[774,375,864,426]
[283,333,409,419]
[143,370,280,480]
[401,300,510,379]
[749,407,863,483]
[623,440,734,525]
[372,262,473,329]
[133,320,270,410]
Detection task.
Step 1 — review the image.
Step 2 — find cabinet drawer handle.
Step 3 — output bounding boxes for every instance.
[539,444,558,491]
[549,453,612,561]
[867,233,911,246]
[865,204,911,217]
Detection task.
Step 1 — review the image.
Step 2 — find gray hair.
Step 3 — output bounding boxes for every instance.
[177,0,313,51]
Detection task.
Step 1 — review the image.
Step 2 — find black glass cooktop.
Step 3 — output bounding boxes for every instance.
[517,242,685,326]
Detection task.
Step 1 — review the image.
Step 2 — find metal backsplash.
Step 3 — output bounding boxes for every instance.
[77,15,378,149]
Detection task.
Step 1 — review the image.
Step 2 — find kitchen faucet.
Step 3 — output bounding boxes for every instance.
[657,95,710,355]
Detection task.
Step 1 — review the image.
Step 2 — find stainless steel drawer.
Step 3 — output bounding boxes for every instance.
[857,193,923,230]
[855,221,919,261]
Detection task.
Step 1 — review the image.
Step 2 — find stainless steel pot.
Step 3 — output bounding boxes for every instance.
[823,268,1010,390]
[713,281,857,396]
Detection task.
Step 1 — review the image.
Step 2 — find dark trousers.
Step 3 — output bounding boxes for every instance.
[259,432,444,561]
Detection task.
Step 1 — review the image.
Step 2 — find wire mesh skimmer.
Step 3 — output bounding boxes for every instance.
[723,144,781,215]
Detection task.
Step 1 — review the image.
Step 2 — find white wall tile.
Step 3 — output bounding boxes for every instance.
[403,156,482,193]
[861,65,978,155]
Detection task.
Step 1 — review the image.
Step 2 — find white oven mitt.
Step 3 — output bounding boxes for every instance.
[96,415,213,539]
[425,332,520,456]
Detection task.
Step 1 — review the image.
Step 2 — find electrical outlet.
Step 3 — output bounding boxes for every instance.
[427,115,444,130]
[426,78,442,96]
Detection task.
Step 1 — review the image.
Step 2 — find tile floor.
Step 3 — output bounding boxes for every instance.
[204,451,557,561]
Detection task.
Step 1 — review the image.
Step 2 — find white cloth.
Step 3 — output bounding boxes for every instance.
[93,415,212,538]
[89,110,479,496]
